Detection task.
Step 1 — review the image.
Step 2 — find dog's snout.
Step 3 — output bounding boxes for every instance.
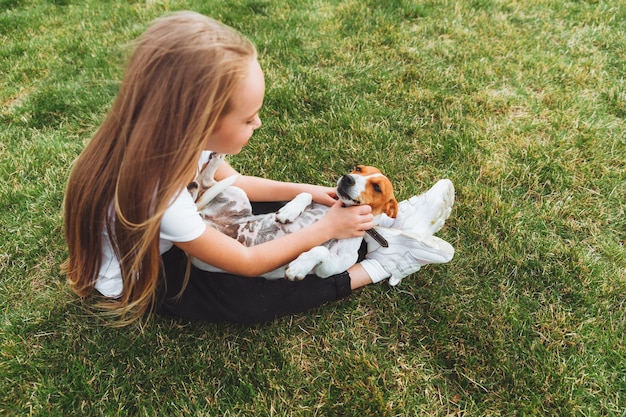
[340,175,355,187]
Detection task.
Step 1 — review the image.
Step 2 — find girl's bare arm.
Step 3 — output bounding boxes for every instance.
[215,160,337,206]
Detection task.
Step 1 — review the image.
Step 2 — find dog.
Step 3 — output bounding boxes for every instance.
[187,153,398,280]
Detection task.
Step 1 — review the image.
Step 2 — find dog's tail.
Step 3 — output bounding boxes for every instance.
[195,174,240,209]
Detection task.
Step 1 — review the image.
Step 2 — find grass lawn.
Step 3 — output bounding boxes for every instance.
[1,0,624,415]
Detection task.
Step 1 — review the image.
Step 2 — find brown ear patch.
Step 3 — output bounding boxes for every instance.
[384,198,399,218]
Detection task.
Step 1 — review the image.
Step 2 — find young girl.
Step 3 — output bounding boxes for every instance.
[63,11,455,325]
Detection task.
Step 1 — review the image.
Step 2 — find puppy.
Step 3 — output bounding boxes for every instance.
[188,153,398,280]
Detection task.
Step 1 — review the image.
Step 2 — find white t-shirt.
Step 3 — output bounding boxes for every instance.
[95,152,212,298]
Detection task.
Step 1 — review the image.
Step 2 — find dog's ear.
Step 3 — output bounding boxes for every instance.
[187,181,199,201]
[384,198,399,218]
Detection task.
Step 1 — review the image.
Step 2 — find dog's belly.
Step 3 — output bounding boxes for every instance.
[193,202,330,279]
[199,201,329,246]
[236,203,328,246]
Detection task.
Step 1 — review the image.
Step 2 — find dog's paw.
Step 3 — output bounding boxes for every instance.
[285,266,308,281]
[276,205,301,224]
[286,246,328,280]
[276,193,313,224]
[286,257,315,280]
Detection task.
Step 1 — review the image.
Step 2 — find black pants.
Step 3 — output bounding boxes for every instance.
[155,202,354,324]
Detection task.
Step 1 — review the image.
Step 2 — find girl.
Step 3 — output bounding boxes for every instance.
[63,11,454,325]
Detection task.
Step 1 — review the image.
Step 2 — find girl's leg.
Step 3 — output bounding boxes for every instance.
[156,247,352,324]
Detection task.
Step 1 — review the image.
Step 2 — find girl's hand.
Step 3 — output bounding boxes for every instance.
[319,199,373,239]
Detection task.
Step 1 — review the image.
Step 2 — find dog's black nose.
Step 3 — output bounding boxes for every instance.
[340,175,355,187]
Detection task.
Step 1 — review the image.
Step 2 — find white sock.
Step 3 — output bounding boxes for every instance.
[359,259,391,283]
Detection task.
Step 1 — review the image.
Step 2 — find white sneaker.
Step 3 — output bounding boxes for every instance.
[365,227,454,286]
[389,179,455,235]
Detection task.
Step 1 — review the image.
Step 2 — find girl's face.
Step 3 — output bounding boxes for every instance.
[206,59,265,154]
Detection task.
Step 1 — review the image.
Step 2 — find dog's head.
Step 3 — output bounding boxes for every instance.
[336,165,398,220]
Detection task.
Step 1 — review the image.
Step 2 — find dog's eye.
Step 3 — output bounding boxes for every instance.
[354,166,362,172]
[372,183,382,193]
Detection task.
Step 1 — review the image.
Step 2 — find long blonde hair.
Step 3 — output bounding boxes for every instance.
[63,12,256,325]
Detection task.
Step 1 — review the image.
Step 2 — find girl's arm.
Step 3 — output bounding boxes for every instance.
[215,159,337,206]
[174,199,372,276]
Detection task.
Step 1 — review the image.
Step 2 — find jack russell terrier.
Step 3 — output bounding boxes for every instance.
[187,153,398,280]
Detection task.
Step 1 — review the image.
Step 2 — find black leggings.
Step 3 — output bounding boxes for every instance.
[154,202,355,324]
[155,247,352,324]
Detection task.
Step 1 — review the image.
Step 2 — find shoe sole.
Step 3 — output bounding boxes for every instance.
[407,233,455,264]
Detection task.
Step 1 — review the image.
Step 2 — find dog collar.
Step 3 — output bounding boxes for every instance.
[366,228,389,248]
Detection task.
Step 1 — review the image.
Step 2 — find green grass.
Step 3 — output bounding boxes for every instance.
[1,0,625,415]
